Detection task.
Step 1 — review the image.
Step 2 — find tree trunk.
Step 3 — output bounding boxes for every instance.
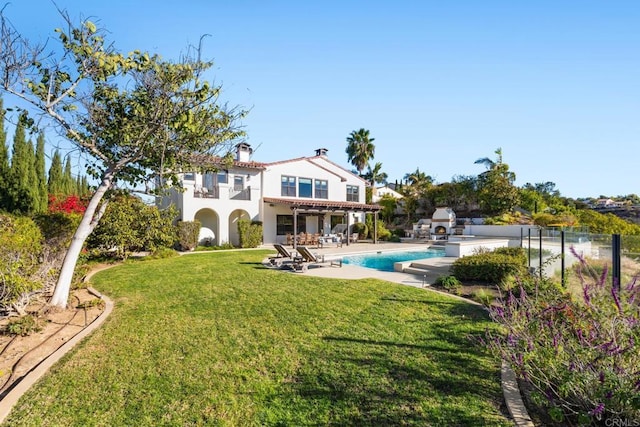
[49,173,113,308]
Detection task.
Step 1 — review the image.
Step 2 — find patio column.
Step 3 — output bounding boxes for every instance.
[345,211,350,246]
[293,207,298,252]
[374,211,378,244]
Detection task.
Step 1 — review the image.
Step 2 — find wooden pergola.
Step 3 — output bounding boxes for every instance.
[263,197,382,250]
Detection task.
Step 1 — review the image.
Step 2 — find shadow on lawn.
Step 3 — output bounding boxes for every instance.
[271,335,503,426]
[263,314,506,425]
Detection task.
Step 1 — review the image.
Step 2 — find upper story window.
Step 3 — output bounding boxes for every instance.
[346,185,359,202]
[234,175,244,191]
[183,172,195,181]
[299,177,312,198]
[281,175,296,197]
[217,171,228,184]
[203,173,215,190]
[315,179,328,199]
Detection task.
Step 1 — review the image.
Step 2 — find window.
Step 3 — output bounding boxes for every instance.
[276,215,306,235]
[299,177,312,198]
[330,215,344,230]
[234,175,244,191]
[346,185,359,202]
[315,179,328,199]
[217,170,228,184]
[183,172,195,181]
[276,215,293,235]
[203,173,215,190]
[281,175,296,197]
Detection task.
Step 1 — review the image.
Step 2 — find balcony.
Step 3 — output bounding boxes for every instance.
[194,186,219,199]
[230,187,251,201]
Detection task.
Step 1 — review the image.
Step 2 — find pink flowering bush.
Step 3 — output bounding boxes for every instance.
[485,248,640,425]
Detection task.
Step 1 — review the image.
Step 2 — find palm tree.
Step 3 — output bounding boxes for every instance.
[345,128,375,176]
[474,147,503,171]
[364,161,388,186]
[473,147,519,215]
[403,168,433,190]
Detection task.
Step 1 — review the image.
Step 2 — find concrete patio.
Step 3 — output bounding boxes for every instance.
[263,241,457,288]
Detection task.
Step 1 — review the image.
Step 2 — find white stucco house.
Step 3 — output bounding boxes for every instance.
[157,144,382,247]
[372,185,403,203]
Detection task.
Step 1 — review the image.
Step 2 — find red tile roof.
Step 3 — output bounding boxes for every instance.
[263,197,381,211]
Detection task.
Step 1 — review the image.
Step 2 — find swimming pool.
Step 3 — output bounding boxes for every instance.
[341,248,446,272]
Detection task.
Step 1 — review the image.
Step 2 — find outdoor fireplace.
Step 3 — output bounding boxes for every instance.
[430,207,456,240]
[433,225,447,235]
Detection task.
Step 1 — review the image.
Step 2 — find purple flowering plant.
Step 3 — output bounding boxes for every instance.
[485,247,640,424]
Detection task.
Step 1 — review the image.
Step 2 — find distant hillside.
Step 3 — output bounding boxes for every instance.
[593,206,640,225]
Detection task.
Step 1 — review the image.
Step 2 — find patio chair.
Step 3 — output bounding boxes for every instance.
[350,233,359,243]
[292,246,342,271]
[269,244,295,267]
[297,232,307,245]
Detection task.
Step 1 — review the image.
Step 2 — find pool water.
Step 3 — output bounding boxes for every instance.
[341,248,446,272]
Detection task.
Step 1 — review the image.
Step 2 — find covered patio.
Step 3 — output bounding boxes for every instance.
[263,197,382,251]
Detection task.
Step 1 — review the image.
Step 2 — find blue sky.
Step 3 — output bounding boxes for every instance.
[4,1,640,199]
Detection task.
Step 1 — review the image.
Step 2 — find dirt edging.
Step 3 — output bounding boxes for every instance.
[0,280,114,424]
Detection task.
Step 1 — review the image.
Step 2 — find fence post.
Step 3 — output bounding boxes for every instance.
[527,229,531,269]
[612,234,621,291]
[561,230,565,287]
[539,227,543,279]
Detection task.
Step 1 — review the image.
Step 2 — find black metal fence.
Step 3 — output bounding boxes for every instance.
[521,227,640,290]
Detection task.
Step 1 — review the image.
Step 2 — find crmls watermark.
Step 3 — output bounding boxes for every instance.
[605,417,640,427]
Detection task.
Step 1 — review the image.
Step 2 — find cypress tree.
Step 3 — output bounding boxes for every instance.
[48,149,64,196]
[63,156,73,195]
[0,98,9,211]
[35,133,48,212]
[80,175,90,196]
[8,118,39,214]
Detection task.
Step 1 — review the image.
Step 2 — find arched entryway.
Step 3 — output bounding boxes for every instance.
[229,209,250,247]
[195,208,219,246]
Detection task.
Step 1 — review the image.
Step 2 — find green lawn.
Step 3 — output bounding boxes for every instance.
[5,250,511,426]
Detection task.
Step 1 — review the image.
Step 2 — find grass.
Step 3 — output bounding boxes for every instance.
[4,250,511,426]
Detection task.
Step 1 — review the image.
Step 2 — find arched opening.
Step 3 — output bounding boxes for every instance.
[195,208,219,246]
[229,209,251,247]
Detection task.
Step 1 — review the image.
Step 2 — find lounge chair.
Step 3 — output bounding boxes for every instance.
[269,244,295,267]
[292,246,342,271]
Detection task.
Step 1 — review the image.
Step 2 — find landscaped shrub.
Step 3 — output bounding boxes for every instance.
[494,247,527,264]
[451,248,528,284]
[0,213,43,316]
[4,314,43,336]
[145,247,180,260]
[195,242,235,251]
[485,249,640,425]
[86,195,178,258]
[238,219,262,248]
[391,228,406,238]
[176,220,201,251]
[471,288,495,306]
[434,275,462,294]
[352,222,368,239]
[532,212,559,227]
[34,212,82,282]
[388,235,401,243]
[375,221,392,241]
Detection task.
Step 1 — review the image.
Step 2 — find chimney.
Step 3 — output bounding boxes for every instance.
[315,148,328,157]
[235,143,252,162]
